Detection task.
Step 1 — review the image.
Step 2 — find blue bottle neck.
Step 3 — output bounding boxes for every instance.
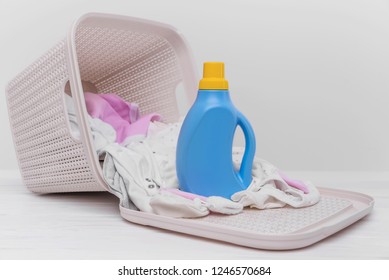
[197,89,232,104]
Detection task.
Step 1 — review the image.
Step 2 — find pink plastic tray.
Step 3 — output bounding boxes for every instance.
[120,187,373,250]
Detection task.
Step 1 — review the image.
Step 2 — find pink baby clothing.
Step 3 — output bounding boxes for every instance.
[84,92,161,143]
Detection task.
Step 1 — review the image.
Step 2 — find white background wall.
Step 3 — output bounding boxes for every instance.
[1,0,389,171]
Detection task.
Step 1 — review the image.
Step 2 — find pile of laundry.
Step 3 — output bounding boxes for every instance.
[65,92,320,218]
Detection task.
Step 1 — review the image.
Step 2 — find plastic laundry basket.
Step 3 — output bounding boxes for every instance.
[6,13,197,193]
[5,13,373,250]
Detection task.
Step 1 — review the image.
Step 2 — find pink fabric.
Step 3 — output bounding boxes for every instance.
[98,94,140,123]
[278,170,309,194]
[84,92,161,143]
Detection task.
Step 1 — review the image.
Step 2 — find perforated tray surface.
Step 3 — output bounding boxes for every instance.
[120,187,374,250]
[199,197,352,235]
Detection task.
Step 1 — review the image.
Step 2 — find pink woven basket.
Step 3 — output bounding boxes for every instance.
[5,13,197,193]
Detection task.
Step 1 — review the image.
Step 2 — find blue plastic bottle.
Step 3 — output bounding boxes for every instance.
[176,62,256,198]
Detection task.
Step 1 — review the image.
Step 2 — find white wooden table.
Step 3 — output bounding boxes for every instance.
[0,170,387,259]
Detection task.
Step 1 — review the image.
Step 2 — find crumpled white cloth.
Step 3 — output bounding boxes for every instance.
[231,151,320,209]
[102,141,210,218]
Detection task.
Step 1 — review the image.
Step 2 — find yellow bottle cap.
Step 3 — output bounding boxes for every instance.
[199,62,229,90]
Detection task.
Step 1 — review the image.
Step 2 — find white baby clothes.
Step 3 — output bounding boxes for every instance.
[149,195,209,218]
[89,117,116,156]
[102,141,209,218]
[160,188,243,215]
[231,152,321,209]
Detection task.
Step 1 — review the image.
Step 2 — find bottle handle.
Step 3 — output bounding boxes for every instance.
[236,111,256,186]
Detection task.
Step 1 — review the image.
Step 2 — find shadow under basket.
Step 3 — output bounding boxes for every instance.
[5,13,373,250]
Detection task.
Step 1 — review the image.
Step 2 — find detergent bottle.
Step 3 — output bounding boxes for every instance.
[176,62,256,198]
